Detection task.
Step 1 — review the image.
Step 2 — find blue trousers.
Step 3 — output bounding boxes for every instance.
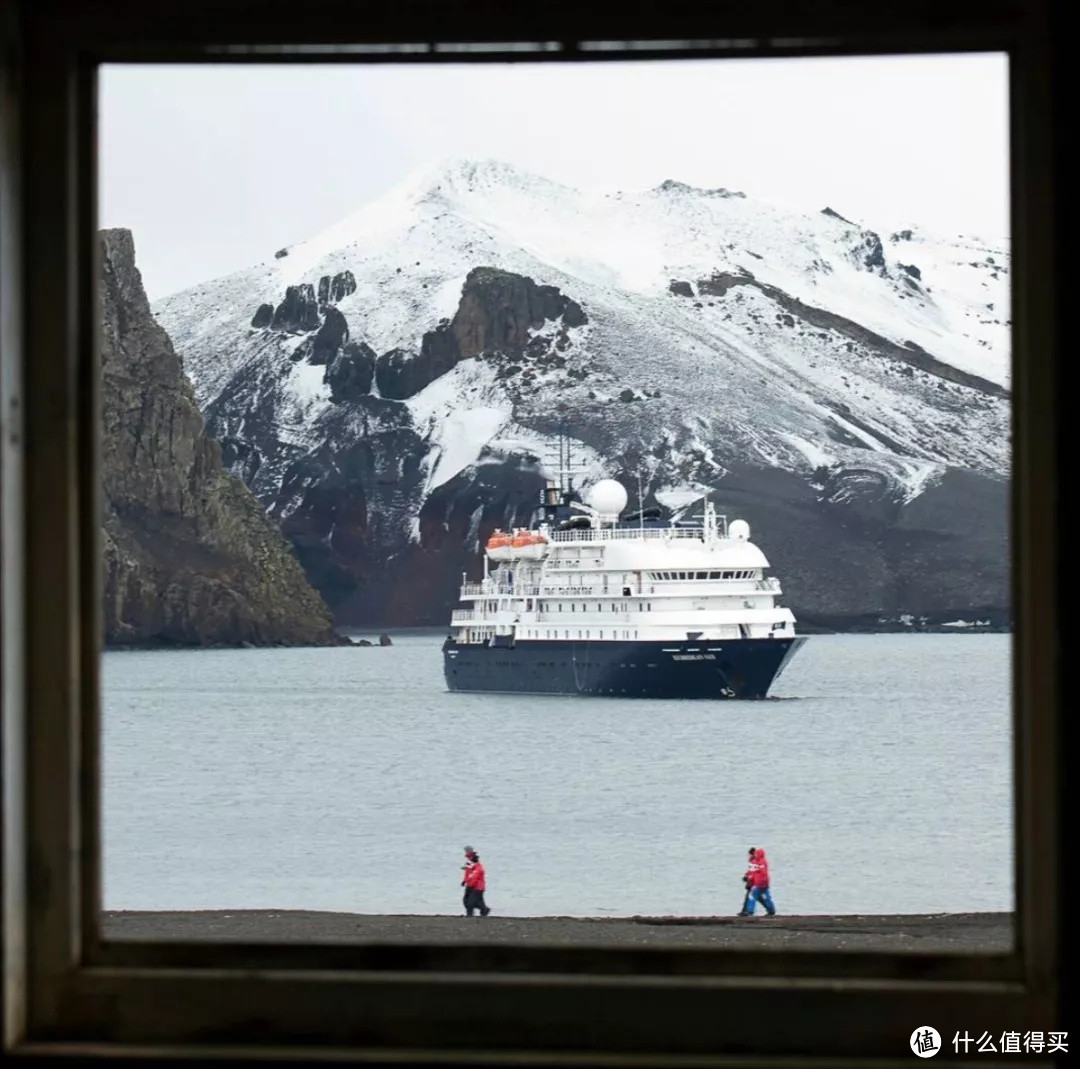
[745,885,776,914]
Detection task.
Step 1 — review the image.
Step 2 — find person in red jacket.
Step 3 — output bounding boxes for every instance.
[461,846,490,917]
[738,847,777,916]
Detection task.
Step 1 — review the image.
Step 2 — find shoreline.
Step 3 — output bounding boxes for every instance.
[102,910,1013,952]
[101,628,1011,652]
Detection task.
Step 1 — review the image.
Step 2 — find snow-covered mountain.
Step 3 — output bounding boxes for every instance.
[154,157,1010,629]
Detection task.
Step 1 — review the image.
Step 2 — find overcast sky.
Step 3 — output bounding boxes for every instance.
[99,54,1008,301]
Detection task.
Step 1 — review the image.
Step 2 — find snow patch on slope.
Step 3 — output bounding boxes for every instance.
[780,433,836,471]
[655,486,710,511]
[288,361,331,410]
[405,359,510,493]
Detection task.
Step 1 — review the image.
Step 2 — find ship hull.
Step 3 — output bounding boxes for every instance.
[442,636,805,699]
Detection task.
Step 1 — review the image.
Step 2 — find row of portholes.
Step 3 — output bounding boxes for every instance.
[523,630,638,640]
[649,570,756,580]
[543,603,651,613]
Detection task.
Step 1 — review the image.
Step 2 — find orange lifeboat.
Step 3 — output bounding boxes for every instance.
[511,530,549,560]
[485,529,513,561]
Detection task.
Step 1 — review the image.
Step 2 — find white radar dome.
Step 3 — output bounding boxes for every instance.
[729,519,751,541]
[587,479,629,516]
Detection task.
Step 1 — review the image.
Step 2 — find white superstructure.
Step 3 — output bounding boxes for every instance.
[450,480,797,647]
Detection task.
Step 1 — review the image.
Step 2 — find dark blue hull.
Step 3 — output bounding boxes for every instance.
[443,637,805,699]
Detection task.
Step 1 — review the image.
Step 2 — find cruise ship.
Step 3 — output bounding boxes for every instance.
[442,472,805,699]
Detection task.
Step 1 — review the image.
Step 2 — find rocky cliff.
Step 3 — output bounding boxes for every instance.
[100,228,343,646]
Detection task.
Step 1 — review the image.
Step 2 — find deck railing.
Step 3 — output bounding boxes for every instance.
[548,526,711,543]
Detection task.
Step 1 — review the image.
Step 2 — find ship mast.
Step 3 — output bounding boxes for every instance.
[636,469,645,534]
[539,423,589,522]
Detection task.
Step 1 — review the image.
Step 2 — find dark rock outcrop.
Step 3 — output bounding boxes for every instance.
[317,270,357,310]
[271,284,320,333]
[669,280,694,298]
[309,307,349,365]
[698,272,752,298]
[364,268,586,402]
[325,341,376,402]
[250,303,274,328]
[374,346,435,400]
[656,179,745,199]
[99,228,343,647]
[331,271,357,304]
[260,266,591,406]
[371,323,461,400]
[854,229,887,272]
[450,266,587,357]
[821,206,856,225]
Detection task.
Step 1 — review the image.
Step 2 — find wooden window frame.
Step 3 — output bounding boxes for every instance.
[1,0,1062,1063]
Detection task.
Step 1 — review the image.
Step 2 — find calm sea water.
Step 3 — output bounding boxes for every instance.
[102,632,1013,917]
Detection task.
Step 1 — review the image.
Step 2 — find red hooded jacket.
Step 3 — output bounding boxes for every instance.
[463,858,486,891]
[744,849,769,889]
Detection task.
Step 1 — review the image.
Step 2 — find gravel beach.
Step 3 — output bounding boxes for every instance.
[102,910,1012,953]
